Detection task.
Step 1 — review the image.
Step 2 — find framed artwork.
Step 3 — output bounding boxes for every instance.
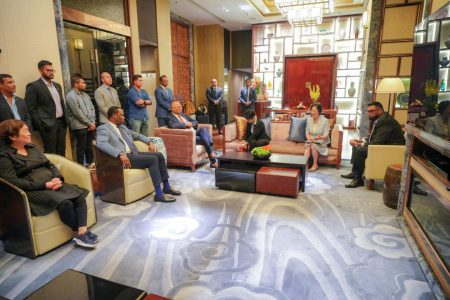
[283,54,338,110]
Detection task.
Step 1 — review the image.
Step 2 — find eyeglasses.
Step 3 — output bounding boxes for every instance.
[367,109,377,113]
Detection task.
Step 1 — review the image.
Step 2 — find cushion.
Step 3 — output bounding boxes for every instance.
[260,117,271,138]
[328,118,336,132]
[233,115,247,140]
[287,116,308,142]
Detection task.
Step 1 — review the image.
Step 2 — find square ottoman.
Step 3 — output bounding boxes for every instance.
[256,167,300,197]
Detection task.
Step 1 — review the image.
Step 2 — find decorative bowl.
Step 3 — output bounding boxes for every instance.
[252,151,271,160]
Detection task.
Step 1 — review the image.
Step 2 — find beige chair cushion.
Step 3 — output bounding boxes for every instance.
[124,169,154,204]
[365,145,406,180]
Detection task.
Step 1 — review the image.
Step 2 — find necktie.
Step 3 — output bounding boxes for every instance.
[213,87,216,97]
[246,88,249,101]
[119,127,139,155]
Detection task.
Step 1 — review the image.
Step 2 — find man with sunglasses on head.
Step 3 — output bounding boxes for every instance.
[25,60,66,156]
[341,101,405,188]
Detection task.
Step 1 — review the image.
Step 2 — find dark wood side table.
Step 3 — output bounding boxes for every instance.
[382,164,403,209]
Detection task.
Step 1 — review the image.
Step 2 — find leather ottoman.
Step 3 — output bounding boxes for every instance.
[256,167,300,197]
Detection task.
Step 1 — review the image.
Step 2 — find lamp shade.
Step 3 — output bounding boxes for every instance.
[376,78,405,93]
[73,38,84,50]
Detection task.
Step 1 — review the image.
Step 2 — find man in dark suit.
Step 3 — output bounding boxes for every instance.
[96,106,181,203]
[206,78,223,134]
[154,75,174,127]
[25,60,66,155]
[0,74,32,128]
[239,79,256,116]
[244,109,270,151]
[342,101,405,188]
[166,101,218,168]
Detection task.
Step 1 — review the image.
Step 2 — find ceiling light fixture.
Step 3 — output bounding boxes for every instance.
[275,0,334,27]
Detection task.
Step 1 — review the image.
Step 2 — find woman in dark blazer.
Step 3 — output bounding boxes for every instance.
[0,119,97,248]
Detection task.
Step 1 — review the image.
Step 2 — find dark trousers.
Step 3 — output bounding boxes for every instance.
[208,102,222,132]
[248,138,270,151]
[196,127,215,159]
[72,128,94,165]
[157,118,167,127]
[57,195,88,231]
[128,152,168,186]
[240,103,255,116]
[40,118,66,156]
[350,145,368,180]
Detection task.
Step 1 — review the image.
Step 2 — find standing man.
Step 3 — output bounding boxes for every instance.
[206,78,223,134]
[341,101,405,188]
[167,101,218,168]
[96,106,181,203]
[127,74,152,136]
[66,74,96,167]
[239,79,256,116]
[94,71,121,124]
[25,60,66,155]
[154,75,174,127]
[0,74,32,128]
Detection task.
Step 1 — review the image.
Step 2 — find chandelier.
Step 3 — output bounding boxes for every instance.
[275,0,334,27]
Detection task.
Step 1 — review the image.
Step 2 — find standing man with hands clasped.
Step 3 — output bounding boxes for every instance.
[206,78,223,134]
[94,71,121,125]
[154,75,174,127]
[66,74,96,167]
[239,79,256,116]
[25,60,67,156]
[127,74,152,136]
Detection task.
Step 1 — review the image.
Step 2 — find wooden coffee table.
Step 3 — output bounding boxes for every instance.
[216,152,308,192]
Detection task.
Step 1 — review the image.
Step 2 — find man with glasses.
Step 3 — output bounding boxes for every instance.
[341,101,405,188]
[25,60,67,155]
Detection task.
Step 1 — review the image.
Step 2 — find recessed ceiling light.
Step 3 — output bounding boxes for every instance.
[225,9,230,12]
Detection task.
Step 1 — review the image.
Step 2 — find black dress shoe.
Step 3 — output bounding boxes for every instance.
[163,187,182,196]
[341,173,355,179]
[154,194,176,203]
[345,179,364,188]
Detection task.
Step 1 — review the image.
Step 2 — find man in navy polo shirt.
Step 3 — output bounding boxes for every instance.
[127,74,152,136]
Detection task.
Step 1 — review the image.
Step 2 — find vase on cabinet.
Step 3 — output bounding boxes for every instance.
[276,68,282,77]
[348,82,356,97]
[439,57,449,67]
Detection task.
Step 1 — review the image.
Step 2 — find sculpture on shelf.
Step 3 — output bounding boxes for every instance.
[296,101,306,109]
[306,82,320,102]
[348,82,356,97]
[274,51,280,62]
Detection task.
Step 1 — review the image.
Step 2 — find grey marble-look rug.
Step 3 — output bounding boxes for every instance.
[0,163,434,299]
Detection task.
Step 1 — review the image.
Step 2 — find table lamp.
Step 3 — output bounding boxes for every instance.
[375,78,406,115]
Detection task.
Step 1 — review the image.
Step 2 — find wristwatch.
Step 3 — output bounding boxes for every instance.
[118,152,126,157]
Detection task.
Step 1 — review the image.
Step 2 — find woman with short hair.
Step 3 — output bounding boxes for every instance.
[304,103,330,172]
[0,119,97,248]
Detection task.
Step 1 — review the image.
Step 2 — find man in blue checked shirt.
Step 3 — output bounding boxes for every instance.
[127,74,152,136]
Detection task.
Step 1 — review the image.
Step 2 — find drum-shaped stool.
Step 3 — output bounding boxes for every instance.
[382,164,403,209]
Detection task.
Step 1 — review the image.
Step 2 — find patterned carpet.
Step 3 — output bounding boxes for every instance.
[0,162,434,299]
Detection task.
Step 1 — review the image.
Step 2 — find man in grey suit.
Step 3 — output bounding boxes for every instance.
[94,71,121,124]
[0,74,32,129]
[154,75,174,127]
[96,106,181,203]
[66,74,96,166]
[239,79,256,116]
[206,78,223,134]
[25,60,66,155]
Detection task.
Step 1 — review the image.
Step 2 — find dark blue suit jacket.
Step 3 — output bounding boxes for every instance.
[154,86,174,119]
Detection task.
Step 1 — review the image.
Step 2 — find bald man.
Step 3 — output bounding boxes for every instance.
[166,101,218,168]
[206,78,223,134]
[94,71,121,124]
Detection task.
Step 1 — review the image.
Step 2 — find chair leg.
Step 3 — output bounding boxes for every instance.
[367,179,375,190]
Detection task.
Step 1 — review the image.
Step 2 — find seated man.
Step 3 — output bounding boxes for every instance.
[166,101,218,168]
[341,101,405,188]
[244,109,270,151]
[96,106,181,203]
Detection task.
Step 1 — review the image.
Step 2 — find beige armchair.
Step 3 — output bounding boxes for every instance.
[93,140,154,205]
[154,124,212,171]
[364,145,406,189]
[0,154,97,258]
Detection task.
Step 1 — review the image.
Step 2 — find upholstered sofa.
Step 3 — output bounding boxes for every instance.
[0,154,96,258]
[223,121,343,168]
[154,124,212,171]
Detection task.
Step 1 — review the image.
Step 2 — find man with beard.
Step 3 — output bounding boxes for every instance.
[341,101,405,188]
[25,60,66,155]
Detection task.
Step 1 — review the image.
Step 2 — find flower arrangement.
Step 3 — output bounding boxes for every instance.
[251,145,272,159]
[306,82,320,102]
[252,79,262,95]
[422,79,439,116]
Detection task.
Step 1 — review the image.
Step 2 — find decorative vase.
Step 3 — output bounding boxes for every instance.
[445,35,450,49]
[348,82,356,97]
[273,55,280,62]
[440,57,449,67]
[354,27,360,40]
[339,28,346,39]
[267,80,272,89]
[276,68,282,77]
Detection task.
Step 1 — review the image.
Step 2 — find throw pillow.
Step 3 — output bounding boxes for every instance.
[260,117,271,138]
[288,116,308,142]
[233,115,247,140]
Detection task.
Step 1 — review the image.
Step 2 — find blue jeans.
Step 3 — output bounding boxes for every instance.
[130,118,149,136]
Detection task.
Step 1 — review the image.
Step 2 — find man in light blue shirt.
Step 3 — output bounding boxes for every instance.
[0,74,32,129]
[127,74,152,136]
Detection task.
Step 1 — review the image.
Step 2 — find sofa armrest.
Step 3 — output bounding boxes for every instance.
[154,127,196,161]
[365,145,406,180]
[330,124,343,149]
[45,154,93,193]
